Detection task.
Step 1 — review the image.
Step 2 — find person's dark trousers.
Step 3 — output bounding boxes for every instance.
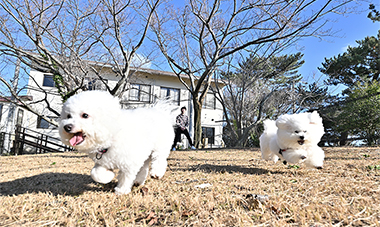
[171,127,194,149]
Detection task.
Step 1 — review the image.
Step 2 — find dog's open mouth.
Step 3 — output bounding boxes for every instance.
[69,132,85,146]
[298,140,305,145]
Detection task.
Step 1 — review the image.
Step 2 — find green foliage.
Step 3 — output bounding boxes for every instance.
[236,52,304,84]
[319,5,379,88]
[39,53,76,103]
[222,53,304,84]
[319,35,379,87]
[368,4,380,22]
[319,9,380,146]
[337,80,380,145]
[297,82,329,110]
[53,73,67,100]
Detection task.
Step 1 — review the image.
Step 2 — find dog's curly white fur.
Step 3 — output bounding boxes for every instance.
[259,111,325,169]
[59,90,175,195]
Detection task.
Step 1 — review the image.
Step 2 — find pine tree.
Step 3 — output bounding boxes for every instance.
[319,5,380,145]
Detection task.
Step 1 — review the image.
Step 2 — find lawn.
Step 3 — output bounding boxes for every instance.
[0,147,379,226]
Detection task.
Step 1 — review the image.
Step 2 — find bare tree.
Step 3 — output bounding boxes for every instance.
[150,0,356,147]
[212,52,303,147]
[0,0,161,126]
[213,53,330,147]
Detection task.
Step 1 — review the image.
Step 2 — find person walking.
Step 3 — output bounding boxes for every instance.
[171,106,196,151]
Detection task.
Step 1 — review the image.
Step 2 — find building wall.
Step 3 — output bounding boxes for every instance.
[26,70,62,137]
[0,103,36,131]
[126,71,225,148]
[0,102,36,153]
[23,69,225,148]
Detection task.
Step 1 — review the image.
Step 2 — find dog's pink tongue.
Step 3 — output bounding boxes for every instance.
[70,132,84,146]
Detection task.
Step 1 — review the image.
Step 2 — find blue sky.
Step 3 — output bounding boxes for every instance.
[290,3,379,90]
[1,1,378,97]
[152,1,379,95]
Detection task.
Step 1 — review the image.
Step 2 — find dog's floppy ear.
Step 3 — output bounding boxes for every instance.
[309,111,322,125]
[276,115,291,130]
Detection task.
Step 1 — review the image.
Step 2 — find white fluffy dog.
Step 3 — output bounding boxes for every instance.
[259,111,325,169]
[59,90,175,195]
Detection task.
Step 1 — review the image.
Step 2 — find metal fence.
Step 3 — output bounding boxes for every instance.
[0,126,73,155]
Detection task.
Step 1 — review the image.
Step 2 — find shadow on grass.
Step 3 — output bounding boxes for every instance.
[174,164,283,175]
[0,172,115,196]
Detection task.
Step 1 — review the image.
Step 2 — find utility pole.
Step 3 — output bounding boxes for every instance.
[3,58,20,153]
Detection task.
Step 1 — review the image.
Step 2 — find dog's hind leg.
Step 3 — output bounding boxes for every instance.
[133,158,150,186]
[260,146,279,163]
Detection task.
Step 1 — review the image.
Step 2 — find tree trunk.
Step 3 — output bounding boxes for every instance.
[192,98,203,148]
[339,131,348,146]
[235,124,256,147]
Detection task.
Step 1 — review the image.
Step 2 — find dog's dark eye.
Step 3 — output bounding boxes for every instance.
[67,114,72,119]
[295,131,299,133]
[82,113,89,119]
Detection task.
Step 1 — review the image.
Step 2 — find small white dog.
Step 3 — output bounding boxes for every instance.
[59,90,175,195]
[259,111,325,169]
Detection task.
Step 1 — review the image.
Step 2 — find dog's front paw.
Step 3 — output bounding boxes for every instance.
[114,187,131,195]
[91,166,115,184]
[150,168,166,179]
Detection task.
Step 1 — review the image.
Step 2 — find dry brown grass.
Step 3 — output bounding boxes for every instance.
[1,147,380,226]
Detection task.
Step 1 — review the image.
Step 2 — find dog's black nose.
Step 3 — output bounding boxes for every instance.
[299,136,305,140]
[64,124,73,133]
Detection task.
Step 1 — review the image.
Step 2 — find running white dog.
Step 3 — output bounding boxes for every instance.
[259,111,325,169]
[59,90,175,195]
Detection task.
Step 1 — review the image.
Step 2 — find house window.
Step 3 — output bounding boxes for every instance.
[203,93,216,109]
[16,109,24,126]
[37,116,58,129]
[129,84,151,102]
[202,127,215,144]
[160,87,180,105]
[42,75,55,87]
[86,78,108,90]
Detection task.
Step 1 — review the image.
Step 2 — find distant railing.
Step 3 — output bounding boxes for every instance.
[11,125,73,155]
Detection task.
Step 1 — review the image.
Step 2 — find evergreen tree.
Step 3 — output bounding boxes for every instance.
[368,4,380,22]
[319,5,380,145]
[319,5,379,87]
[338,80,380,145]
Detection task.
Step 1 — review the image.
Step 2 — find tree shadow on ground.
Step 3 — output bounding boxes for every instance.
[0,172,116,196]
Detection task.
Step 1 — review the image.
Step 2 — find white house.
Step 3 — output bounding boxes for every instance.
[0,96,36,153]
[0,66,225,153]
